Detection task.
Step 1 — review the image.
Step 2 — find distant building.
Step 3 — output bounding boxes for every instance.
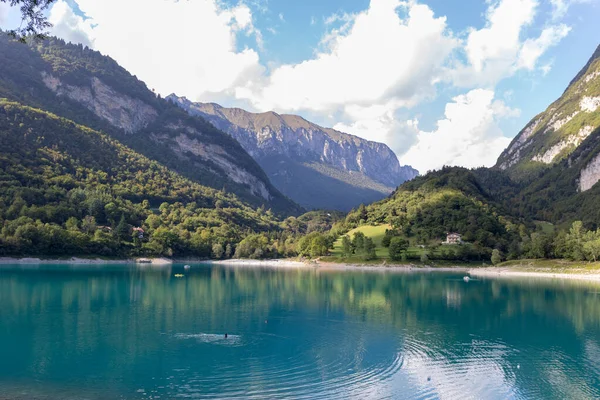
[98,226,112,232]
[443,232,462,245]
[132,227,145,239]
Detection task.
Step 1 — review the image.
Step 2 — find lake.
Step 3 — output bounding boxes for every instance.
[0,264,599,399]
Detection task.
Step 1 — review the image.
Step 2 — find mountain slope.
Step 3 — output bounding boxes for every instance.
[0,34,302,216]
[497,44,600,178]
[498,125,600,229]
[335,167,524,259]
[167,95,418,210]
[0,99,281,256]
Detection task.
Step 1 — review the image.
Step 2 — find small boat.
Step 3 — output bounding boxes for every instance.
[463,276,470,282]
[174,274,184,278]
[184,265,191,270]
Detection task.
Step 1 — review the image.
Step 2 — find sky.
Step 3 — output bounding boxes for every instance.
[1,0,599,173]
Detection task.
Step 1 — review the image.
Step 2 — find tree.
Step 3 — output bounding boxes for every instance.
[583,238,600,262]
[115,214,129,241]
[225,244,233,259]
[309,234,328,257]
[212,243,224,259]
[420,252,429,264]
[341,235,353,257]
[81,215,97,234]
[65,216,79,231]
[1,0,57,41]
[362,237,377,261]
[389,237,409,261]
[491,249,502,265]
[566,221,585,261]
[352,232,366,253]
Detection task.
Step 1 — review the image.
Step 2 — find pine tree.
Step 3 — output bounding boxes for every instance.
[115,214,129,241]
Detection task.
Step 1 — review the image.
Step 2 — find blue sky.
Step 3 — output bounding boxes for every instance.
[1,0,598,172]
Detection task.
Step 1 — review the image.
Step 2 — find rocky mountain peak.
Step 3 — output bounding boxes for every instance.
[167,94,418,210]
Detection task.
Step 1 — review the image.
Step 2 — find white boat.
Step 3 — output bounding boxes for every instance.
[463,276,470,282]
[184,265,191,270]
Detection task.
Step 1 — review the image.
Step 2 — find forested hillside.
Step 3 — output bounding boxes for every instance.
[327,167,524,261]
[0,99,293,257]
[0,33,302,216]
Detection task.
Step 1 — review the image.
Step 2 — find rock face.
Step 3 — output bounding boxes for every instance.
[496,44,600,178]
[40,73,278,202]
[167,95,418,210]
[580,152,600,192]
[42,72,157,133]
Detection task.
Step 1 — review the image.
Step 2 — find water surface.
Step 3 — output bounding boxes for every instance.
[1,264,599,399]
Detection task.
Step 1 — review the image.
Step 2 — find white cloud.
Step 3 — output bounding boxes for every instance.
[48,0,94,48]
[551,0,570,19]
[46,0,575,172]
[50,0,264,98]
[333,102,419,158]
[241,0,457,114]
[278,12,285,22]
[450,0,538,86]
[399,89,520,173]
[466,0,537,72]
[540,62,553,76]
[517,24,570,70]
[324,11,356,25]
[550,0,588,20]
[449,0,570,87]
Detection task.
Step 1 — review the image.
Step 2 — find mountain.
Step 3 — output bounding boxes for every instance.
[0,99,282,257]
[497,44,600,179]
[335,166,524,260]
[0,34,302,216]
[167,95,418,211]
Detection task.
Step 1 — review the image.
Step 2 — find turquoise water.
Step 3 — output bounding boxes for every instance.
[1,264,600,399]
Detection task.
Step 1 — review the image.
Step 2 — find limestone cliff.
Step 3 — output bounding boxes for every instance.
[167,95,418,210]
[496,44,600,180]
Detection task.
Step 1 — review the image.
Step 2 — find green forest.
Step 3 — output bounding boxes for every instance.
[0,100,335,258]
[2,101,600,263]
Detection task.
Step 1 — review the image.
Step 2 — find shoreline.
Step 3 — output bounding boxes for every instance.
[0,257,173,265]
[1,257,600,282]
[468,267,600,282]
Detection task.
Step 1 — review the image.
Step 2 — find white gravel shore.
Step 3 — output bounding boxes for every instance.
[469,267,600,282]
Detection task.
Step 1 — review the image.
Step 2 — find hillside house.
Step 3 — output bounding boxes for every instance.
[443,232,462,245]
[132,227,145,239]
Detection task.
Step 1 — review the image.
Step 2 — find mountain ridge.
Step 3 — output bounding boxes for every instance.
[167,94,418,210]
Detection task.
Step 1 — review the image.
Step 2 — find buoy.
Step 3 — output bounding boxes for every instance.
[517,364,520,369]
